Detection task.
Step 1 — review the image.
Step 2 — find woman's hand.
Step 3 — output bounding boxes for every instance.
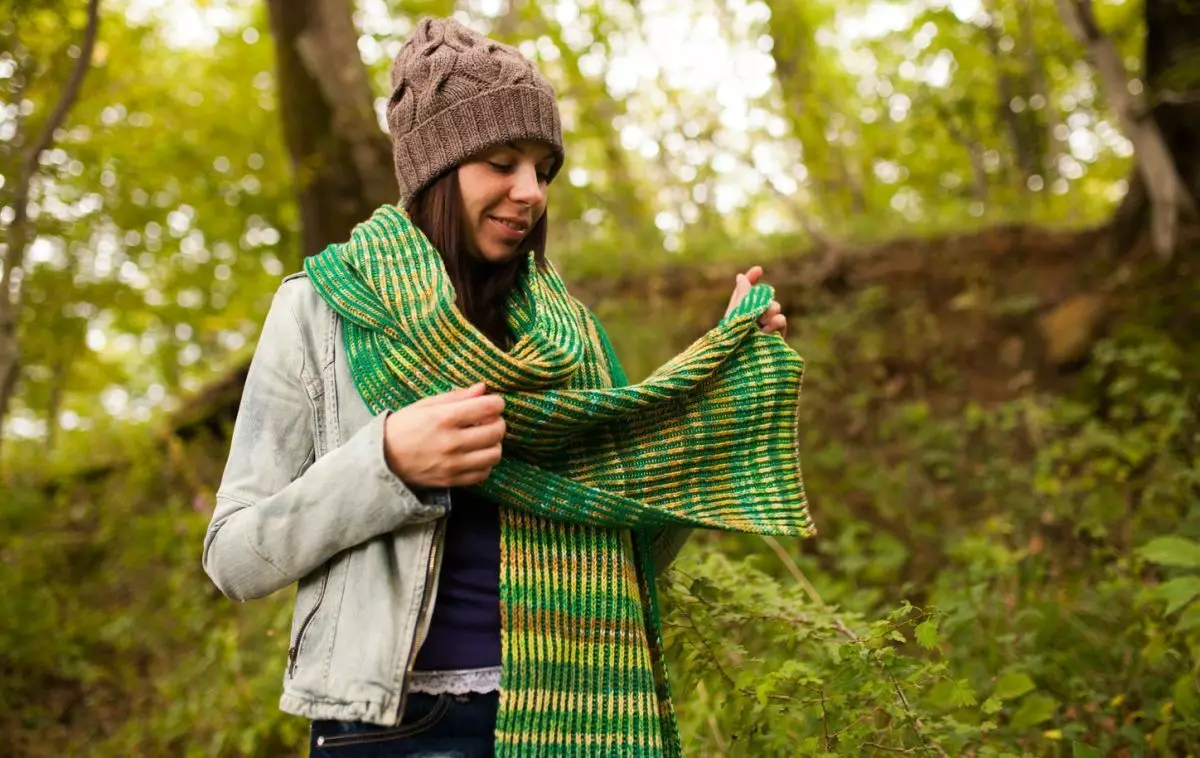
[383,382,506,488]
[724,265,787,338]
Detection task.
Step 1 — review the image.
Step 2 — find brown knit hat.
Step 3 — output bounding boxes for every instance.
[387,17,565,206]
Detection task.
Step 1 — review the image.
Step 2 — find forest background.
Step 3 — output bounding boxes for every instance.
[2,0,1199,755]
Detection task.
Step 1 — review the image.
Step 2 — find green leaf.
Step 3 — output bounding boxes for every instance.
[1174,672,1200,717]
[1138,536,1200,568]
[915,618,940,649]
[756,679,773,707]
[1072,742,1103,758]
[994,671,1036,700]
[982,696,1003,715]
[689,578,720,603]
[951,679,978,707]
[927,678,979,710]
[887,629,906,644]
[925,679,959,710]
[1010,693,1058,730]
[1154,576,1200,615]
[1175,602,1200,633]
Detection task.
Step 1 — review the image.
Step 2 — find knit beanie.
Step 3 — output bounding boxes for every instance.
[387,17,565,207]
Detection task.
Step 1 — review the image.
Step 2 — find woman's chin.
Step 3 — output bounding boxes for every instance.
[475,242,524,265]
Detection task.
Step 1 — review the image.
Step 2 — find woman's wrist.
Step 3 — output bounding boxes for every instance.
[381,411,408,481]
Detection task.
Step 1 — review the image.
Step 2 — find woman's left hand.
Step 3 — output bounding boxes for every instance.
[724,265,787,338]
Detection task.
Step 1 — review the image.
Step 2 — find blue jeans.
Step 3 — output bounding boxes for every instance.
[309,692,498,757]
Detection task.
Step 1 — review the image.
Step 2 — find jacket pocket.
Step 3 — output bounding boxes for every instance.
[288,562,331,678]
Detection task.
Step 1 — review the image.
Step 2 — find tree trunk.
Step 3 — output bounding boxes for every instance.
[1056,0,1197,257]
[1143,1,1200,205]
[1111,1,1200,257]
[0,302,18,457]
[1021,0,1061,188]
[982,0,1037,190]
[0,0,100,458]
[44,356,68,453]
[765,0,839,220]
[927,90,989,203]
[265,0,396,263]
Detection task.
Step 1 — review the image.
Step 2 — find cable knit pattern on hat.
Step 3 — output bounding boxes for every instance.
[387,17,564,205]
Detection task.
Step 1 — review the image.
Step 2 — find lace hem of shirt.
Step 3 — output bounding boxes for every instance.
[407,666,501,695]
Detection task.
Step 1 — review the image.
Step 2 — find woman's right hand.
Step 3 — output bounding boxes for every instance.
[383,383,506,488]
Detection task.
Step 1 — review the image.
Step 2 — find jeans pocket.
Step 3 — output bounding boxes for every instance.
[313,695,452,749]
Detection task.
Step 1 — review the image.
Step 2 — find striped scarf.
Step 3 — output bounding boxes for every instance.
[304,205,814,756]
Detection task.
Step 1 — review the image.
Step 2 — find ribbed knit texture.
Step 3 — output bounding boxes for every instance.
[388,17,564,206]
[303,205,815,756]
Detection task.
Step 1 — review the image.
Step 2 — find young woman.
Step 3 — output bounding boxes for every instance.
[203,16,812,758]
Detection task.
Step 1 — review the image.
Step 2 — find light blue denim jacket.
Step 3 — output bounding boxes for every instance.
[202,272,691,726]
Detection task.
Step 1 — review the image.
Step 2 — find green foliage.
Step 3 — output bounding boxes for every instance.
[1139,537,1200,570]
[4,0,1199,756]
[5,261,1200,756]
[661,549,980,755]
[1,428,305,757]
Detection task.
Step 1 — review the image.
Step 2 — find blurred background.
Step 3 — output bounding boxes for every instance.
[2,0,1198,755]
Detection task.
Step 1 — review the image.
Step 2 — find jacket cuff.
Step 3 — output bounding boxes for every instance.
[374,411,451,516]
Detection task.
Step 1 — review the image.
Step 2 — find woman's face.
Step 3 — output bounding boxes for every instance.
[456,140,555,264]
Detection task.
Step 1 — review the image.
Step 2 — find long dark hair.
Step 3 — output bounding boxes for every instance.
[405,170,548,349]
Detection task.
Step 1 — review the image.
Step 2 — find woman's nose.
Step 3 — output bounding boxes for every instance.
[509,164,545,206]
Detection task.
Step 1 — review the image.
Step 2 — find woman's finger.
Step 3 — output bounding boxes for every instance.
[760,313,788,335]
[757,301,781,327]
[454,417,507,452]
[457,444,503,472]
[453,468,493,486]
[724,273,749,318]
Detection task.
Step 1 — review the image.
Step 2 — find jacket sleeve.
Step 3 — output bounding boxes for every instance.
[202,282,447,601]
[587,307,692,575]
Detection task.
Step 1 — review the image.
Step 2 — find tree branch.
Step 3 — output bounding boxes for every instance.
[863,742,923,755]
[820,688,832,751]
[1156,89,1200,106]
[923,88,989,202]
[695,680,728,753]
[5,45,32,162]
[10,0,102,249]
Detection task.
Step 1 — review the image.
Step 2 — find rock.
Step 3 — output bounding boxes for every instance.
[999,337,1025,369]
[1037,293,1107,368]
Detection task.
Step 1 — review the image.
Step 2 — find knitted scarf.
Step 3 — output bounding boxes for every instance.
[304,205,814,757]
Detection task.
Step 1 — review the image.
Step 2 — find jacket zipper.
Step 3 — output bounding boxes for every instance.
[287,564,330,678]
[396,515,446,719]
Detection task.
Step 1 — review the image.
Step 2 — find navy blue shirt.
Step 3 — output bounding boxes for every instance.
[411,487,502,671]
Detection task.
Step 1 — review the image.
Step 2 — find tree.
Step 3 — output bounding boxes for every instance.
[1056,0,1198,258]
[265,0,396,261]
[0,0,100,456]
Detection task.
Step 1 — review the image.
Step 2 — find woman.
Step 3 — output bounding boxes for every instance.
[202,16,812,758]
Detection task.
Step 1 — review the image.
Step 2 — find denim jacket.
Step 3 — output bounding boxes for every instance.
[201,272,691,727]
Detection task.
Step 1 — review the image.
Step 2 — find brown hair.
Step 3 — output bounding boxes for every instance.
[405,170,548,349]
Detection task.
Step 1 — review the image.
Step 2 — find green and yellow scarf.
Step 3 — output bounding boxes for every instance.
[304,205,814,757]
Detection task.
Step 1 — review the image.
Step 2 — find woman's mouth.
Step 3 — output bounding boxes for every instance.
[488,215,528,242]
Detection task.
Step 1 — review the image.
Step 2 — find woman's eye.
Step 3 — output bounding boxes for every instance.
[488,161,513,172]
[537,172,551,184]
